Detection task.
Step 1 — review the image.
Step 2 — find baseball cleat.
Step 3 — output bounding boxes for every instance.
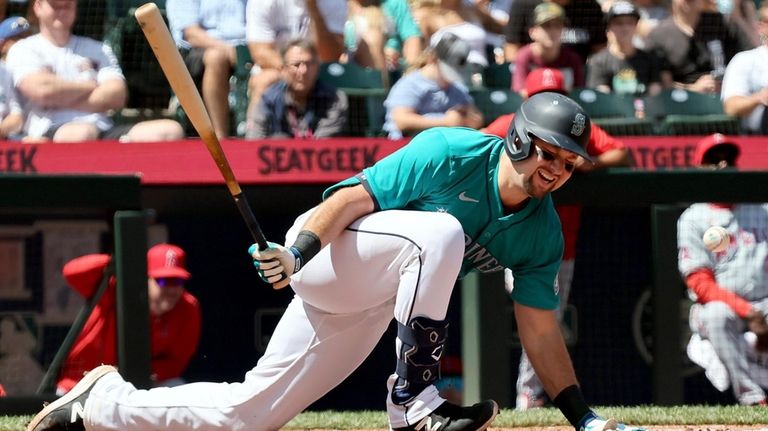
[27,365,117,431]
[393,399,499,431]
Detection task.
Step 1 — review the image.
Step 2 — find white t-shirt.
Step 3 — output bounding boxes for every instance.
[245,0,347,49]
[5,34,124,137]
[0,62,21,120]
[720,45,768,134]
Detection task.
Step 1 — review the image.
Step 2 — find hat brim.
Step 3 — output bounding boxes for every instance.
[149,267,191,280]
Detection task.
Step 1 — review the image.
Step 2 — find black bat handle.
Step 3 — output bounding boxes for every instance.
[234,193,269,250]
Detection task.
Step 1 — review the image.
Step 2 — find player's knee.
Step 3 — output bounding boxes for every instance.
[424,213,464,263]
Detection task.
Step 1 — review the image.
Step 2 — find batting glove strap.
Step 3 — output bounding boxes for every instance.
[291,230,321,270]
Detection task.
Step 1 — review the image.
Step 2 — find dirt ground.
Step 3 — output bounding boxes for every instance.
[497,427,768,431]
[308,427,768,431]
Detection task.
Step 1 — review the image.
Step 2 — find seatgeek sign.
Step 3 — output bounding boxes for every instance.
[1,136,767,184]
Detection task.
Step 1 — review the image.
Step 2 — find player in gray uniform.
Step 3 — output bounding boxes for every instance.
[27,93,645,431]
[678,133,768,406]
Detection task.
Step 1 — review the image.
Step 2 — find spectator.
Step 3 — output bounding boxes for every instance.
[716,0,761,48]
[504,0,606,63]
[586,1,664,96]
[245,0,347,135]
[382,33,483,139]
[646,0,749,94]
[633,0,670,45]
[166,0,247,139]
[482,67,631,410]
[511,2,585,97]
[0,15,31,59]
[57,244,201,395]
[0,16,29,140]
[678,134,768,406]
[720,1,768,135]
[410,0,491,70]
[344,0,423,75]
[247,39,348,138]
[5,0,184,143]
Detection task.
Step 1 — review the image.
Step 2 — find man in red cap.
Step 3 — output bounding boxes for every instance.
[55,244,201,395]
[483,67,631,410]
[678,134,768,406]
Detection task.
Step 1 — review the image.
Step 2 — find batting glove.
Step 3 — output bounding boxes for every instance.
[579,412,646,431]
[248,242,299,290]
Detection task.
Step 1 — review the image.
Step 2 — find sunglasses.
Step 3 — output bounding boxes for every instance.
[155,278,186,287]
[534,143,576,172]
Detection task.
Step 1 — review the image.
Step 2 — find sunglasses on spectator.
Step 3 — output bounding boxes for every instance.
[155,278,186,287]
[534,142,576,172]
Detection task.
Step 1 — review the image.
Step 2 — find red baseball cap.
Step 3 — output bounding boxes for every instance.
[147,244,191,280]
[694,133,741,166]
[525,68,567,97]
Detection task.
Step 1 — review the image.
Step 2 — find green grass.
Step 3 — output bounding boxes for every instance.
[3,405,767,430]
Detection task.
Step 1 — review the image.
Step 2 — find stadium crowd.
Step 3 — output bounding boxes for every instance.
[0,0,762,141]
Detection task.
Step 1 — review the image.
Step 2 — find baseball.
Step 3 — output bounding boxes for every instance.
[703,226,730,252]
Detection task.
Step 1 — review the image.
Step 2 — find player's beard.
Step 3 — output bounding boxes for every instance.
[524,170,556,199]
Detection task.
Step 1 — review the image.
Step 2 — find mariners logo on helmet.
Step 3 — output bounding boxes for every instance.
[571,113,586,137]
[505,92,593,163]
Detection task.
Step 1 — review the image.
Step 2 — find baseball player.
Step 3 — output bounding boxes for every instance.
[678,134,768,406]
[484,67,631,410]
[27,93,645,431]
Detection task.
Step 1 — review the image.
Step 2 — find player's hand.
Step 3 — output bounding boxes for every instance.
[248,242,298,290]
[579,412,646,431]
[746,310,768,337]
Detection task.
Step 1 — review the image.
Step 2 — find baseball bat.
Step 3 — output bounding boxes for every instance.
[134,3,268,250]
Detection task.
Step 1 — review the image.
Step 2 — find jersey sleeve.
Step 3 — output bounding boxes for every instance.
[511,229,563,310]
[323,127,454,209]
[508,207,563,310]
[677,210,714,277]
[588,124,625,155]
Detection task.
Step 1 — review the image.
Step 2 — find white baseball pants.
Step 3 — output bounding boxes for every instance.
[84,209,465,431]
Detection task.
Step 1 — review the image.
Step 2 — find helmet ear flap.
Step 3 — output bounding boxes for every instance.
[504,117,533,161]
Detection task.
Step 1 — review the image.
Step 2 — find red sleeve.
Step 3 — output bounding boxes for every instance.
[686,268,753,318]
[151,292,201,382]
[484,113,514,138]
[62,254,111,298]
[587,124,625,155]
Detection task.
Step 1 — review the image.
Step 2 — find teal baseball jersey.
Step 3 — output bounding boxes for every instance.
[324,127,563,310]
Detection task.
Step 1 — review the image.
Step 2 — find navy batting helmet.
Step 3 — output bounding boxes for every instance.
[505,92,593,163]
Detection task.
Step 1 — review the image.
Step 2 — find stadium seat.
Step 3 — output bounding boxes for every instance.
[103,2,173,114]
[318,62,388,137]
[569,88,655,136]
[471,88,523,127]
[644,89,741,135]
[481,62,513,90]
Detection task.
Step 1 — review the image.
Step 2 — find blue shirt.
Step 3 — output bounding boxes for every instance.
[383,71,474,139]
[166,0,247,49]
[325,127,563,309]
